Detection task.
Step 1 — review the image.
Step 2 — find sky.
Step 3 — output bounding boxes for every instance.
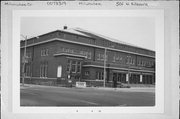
[21,17,155,50]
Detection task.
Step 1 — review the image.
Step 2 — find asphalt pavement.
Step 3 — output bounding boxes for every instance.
[20,84,155,106]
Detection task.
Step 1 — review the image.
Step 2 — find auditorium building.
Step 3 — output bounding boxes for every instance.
[20,26,155,87]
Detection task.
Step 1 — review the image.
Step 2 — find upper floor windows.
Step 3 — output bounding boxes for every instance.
[126,56,135,65]
[85,71,89,76]
[96,53,107,61]
[58,47,92,59]
[137,59,155,68]
[41,48,49,56]
[112,54,123,63]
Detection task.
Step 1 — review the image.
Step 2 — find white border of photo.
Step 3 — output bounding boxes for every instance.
[2,1,179,119]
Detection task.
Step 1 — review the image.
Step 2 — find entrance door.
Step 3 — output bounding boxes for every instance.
[113,73,117,88]
[57,65,62,77]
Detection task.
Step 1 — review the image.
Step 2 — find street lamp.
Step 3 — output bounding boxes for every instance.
[21,35,28,87]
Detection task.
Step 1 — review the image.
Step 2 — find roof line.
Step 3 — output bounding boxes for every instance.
[74,27,155,52]
[21,37,155,58]
[21,28,92,42]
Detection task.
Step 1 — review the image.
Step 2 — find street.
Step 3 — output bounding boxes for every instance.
[21,85,155,106]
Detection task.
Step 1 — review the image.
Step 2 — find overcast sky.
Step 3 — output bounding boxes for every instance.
[21,17,155,50]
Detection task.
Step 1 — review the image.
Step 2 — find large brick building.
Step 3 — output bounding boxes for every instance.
[20,26,155,87]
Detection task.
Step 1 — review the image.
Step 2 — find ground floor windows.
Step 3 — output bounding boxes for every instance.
[66,60,71,72]
[71,60,76,73]
[66,59,81,73]
[129,74,140,84]
[77,62,81,73]
[113,73,126,83]
[40,62,48,78]
[142,75,154,84]
[25,64,31,77]
[112,72,154,84]
[96,71,104,80]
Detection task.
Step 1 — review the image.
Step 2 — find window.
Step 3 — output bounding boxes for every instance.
[115,55,119,60]
[66,60,71,72]
[25,64,31,77]
[80,51,84,55]
[87,52,92,59]
[44,64,48,77]
[45,49,48,56]
[41,50,44,56]
[77,61,81,73]
[40,65,43,77]
[69,48,74,53]
[132,59,135,65]
[130,58,133,64]
[112,55,116,62]
[40,62,48,78]
[97,53,101,60]
[119,57,123,63]
[26,52,31,58]
[126,56,130,64]
[41,48,49,56]
[97,53,107,61]
[96,72,104,80]
[71,60,76,73]
[67,60,81,73]
[85,71,89,76]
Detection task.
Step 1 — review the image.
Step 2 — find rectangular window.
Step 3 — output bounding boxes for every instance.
[41,50,44,56]
[71,60,76,73]
[26,52,31,58]
[101,72,104,80]
[44,64,48,77]
[25,64,31,77]
[40,62,48,78]
[112,55,116,62]
[69,49,73,53]
[87,52,92,59]
[96,72,104,80]
[66,60,71,72]
[97,53,101,60]
[67,60,81,73]
[85,71,89,76]
[96,72,99,80]
[80,51,84,55]
[77,61,81,73]
[45,49,49,56]
[41,48,49,56]
[40,65,43,77]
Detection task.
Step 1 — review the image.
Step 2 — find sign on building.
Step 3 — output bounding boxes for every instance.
[76,82,86,88]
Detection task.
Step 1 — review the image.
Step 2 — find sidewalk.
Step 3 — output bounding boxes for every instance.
[20,83,155,93]
[89,86,155,92]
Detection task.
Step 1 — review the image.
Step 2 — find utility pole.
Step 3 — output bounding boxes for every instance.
[103,48,107,87]
[21,35,27,87]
